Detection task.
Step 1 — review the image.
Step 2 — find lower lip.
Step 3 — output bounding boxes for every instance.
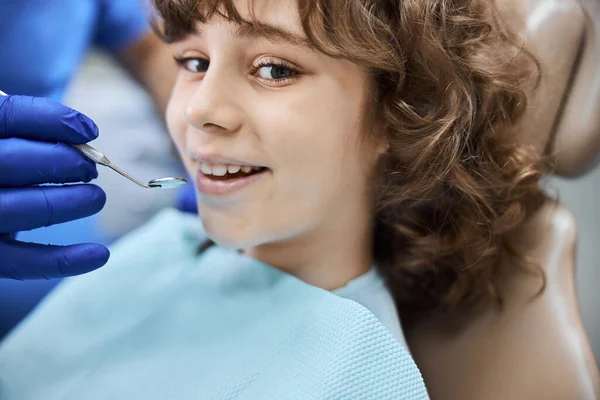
[195,169,268,196]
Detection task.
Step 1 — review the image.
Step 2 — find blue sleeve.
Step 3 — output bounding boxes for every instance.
[94,0,150,52]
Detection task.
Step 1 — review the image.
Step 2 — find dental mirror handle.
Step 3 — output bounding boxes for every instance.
[72,144,150,188]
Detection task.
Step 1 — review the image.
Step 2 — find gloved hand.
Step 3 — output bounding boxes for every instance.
[0,95,109,280]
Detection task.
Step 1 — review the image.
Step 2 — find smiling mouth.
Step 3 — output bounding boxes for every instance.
[201,165,269,181]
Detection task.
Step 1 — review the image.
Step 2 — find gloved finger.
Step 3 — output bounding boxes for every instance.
[0,238,109,280]
[0,95,98,144]
[0,185,106,233]
[0,138,98,186]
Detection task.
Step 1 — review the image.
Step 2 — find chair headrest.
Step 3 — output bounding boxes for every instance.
[500,0,600,177]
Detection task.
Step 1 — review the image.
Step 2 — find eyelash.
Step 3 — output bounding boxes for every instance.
[173,56,301,85]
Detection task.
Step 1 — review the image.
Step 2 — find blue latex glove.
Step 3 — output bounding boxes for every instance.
[176,182,198,214]
[0,95,109,280]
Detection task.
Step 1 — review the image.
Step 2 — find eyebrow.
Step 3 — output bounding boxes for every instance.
[192,21,312,48]
[233,23,310,47]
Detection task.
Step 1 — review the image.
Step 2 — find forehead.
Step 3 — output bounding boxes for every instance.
[192,0,307,45]
[232,0,300,26]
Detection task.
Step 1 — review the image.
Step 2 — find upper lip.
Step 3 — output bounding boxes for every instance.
[189,152,268,168]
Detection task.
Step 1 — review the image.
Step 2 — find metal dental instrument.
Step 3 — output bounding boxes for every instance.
[0,89,187,189]
[72,143,187,189]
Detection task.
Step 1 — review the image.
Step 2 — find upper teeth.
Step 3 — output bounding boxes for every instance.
[200,162,259,176]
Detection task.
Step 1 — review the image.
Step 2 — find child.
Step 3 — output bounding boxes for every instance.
[0,0,542,398]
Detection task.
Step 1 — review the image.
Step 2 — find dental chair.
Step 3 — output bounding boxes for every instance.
[404,0,600,398]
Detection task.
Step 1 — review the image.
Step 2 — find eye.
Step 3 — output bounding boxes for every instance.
[254,60,300,84]
[173,56,209,73]
[257,65,295,80]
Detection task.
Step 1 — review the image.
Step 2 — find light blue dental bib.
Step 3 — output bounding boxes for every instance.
[0,210,428,399]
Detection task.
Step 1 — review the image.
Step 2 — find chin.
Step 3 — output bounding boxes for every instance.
[196,204,302,251]
[198,213,262,250]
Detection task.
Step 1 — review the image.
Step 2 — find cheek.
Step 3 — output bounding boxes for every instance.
[166,86,196,171]
[257,80,369,180]
[245,88,372,232]
[166,95,185,146]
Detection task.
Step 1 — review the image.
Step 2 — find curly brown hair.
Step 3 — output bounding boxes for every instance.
[152,0,545,314]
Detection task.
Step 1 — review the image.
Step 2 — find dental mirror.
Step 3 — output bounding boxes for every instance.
[73,143,188,190]
[148,177,188,189]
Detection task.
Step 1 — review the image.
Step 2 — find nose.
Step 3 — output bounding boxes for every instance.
[184,70,244,134]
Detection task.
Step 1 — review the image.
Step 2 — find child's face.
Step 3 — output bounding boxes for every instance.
[167,0,382,249]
